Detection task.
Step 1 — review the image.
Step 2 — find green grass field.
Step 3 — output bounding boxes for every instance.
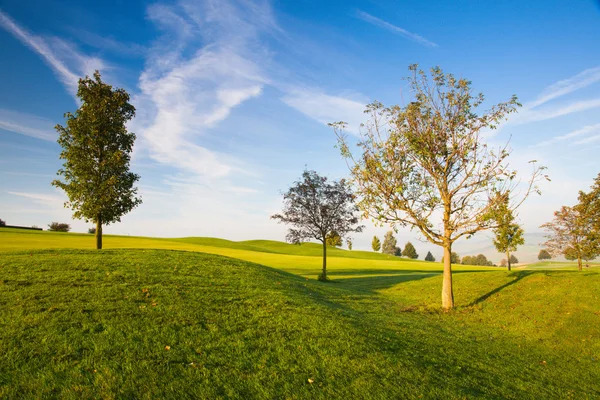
[1,228,599,398]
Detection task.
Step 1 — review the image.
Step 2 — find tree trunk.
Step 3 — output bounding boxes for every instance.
[506,250,511,271]
[321,241,327,280]
[95,218,103,250]
[442,244,454,310]
[578,257,582,271]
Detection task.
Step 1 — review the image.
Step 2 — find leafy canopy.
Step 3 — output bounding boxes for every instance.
[371,236,381,252]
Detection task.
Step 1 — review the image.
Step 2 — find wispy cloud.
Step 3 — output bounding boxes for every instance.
[518,98,600,124]
[0,109,57,141]
[7,191,64,206]
[527,66,600,109]
[0,10,105,96]
[534,123,600,147]
[355,10,438,48]
[281,88,367,135]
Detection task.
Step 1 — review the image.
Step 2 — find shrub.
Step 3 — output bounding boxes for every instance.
[0,218,5,227]
[88,227,96,234]
[425,251,435,262]
[48,222,71,232]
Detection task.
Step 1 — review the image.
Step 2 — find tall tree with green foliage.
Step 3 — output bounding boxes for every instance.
[489,193,525,271]
[402,242,419,259]
[326,231,343,247]
[347,238,353,250]
[381,231,398,255]
[425,251,435,262]
[52,71,141,249]
[371,236,381,252]
[537,249,551,260]
[271,170,364,281]
[331,64,546,309]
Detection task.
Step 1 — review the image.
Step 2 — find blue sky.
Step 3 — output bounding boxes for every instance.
[1,0,599,262]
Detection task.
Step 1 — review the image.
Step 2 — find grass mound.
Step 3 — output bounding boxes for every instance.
[1,249,598,398]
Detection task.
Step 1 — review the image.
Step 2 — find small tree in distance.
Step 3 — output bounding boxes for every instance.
[331,64,547,309]
[52,71,141,250]
[48,222,71,232]
[271,170,364,281]
[537,249,551,260]
[372,236,381,252]
[402,242,418,259]
[0,218,5,227]
[425,251,435,262]
[381,231,397,255]
[509,254,519,265]
[489,192,525,271]
[347,238,353,250]
[326,231,343,247]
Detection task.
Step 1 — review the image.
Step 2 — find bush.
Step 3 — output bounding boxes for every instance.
[0,218,5,227]
[48,222,71,232]
[88,227,97,234]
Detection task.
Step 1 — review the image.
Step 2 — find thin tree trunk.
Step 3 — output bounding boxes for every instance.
[321,241,327,280]
[578,257,582,271]
[506,250,511,271]
[442,244,454,310]
[95,218,102,250]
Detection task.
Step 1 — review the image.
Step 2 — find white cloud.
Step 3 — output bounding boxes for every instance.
[281,88,368,135]
[355,10,438,48]
[0,109,57,141]
[0,10,105,97]
[7,191,64,205]
[534,123,600,147]
[527,66,600,109]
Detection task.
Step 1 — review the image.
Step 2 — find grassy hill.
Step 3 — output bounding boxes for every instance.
[1,228,599,398]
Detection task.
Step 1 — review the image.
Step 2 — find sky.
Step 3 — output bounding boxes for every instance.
[1,0,600,263]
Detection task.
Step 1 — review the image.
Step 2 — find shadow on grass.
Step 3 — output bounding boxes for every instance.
[469,270,537,306]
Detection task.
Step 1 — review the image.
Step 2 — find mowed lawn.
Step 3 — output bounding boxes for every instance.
[1,229,599,398]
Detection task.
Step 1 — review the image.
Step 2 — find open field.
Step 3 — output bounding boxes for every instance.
[1,228,599,398]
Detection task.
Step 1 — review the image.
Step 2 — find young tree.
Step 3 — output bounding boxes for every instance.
[509,254,519,265]
[326,231,343,247]
[402,242,419,259]
[88,227,96,234]
[541,206,598,271]
[381,231,398,255]
[371,236,381,252]
[500,258,507,267]
[347,238,353,250]
[331,65,545,309]
[425,251,435,262]
[537,249,552,260]
[48,222,71,232]
[271,170,364,281]
[490,193,525,271]
[52,71,141,249]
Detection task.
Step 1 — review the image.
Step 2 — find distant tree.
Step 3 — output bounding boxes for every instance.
[425,251,435,262]
[443,252,461,265]
[489,192,525,271]
[331,64,546,309]
[271,170,364,281]
[0,218,5,227]
[48,222,71,232]
[31,225,40,229]
[500,258,507,267]
[394,247,402,257]
[462,254,493,266]
[509,254,519,265]
[475,254,489,266]
[537,249,552,260]
[402,242,419,259]
[371,236,381,252]
[326,231,343,247]
[381,231,398,255]
[461,255,473,265]
[347,238,353,251]
[542,206,598,271]
[52,71,141,250]
[88,227,97,234]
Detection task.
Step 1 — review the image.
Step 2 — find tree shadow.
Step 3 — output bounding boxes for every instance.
[469,270,537,306]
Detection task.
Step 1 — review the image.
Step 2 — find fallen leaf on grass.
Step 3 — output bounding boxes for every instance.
[308,378,314,384]
[165,346,171,351]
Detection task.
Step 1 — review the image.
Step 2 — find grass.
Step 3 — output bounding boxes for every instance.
[1,228,599,398]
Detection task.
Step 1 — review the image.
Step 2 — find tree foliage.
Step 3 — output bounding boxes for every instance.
[425,251,435,262]
[509,254,519,265]
[371,236,381,252]
[0,218,5,227]
[489,192,524,271]
[52,71,141,250]
[462,254,494,266]
[381,231,398,255]
[347,238,353,250]
[48,222,71,232]
[537,249,552,260]
[326,231,343,247]
[271,170,363,281]
[331,64,546,308]
[402,242,419,259]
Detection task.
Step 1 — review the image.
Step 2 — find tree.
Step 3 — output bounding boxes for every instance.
[542,205,598,271]
[88,227,96,234]
[48,222,71,232]
[381,231,398,255]
[537,249,551,260]
[271,170,364,281]
[331,65,546,309]
[0,218,5,227]
[371,236,381,252]
[489,192,525,271]
[509,254,519,265]
[52,71,141,250]
[425,251,435,262]
[442,252,461,265]
[402,242,419,259]
[500,259,507,267]
[347,238,353,250]
[326,231,343,247]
